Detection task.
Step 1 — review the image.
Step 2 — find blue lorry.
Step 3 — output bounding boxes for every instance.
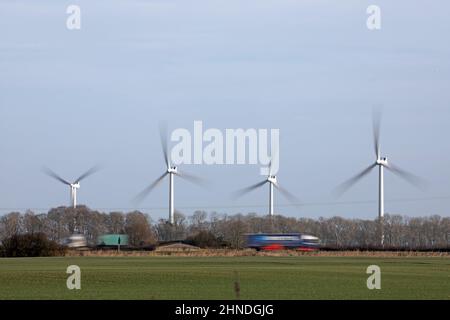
[245,233,320,251]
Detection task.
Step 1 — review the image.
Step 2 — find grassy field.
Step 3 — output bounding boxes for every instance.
[0,256,449,299]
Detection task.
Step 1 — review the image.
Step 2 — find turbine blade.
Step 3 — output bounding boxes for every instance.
[42,167,71,185]
[386,162,427,189]
[177,170,208,187]
[334,163,376,196]
[232,180,267,199]
[268,144,279,176]
[373,108,382,159]
[75,165,101,183]
[274,183,301,206]
[133,172,168,204]
[159,122,169,167]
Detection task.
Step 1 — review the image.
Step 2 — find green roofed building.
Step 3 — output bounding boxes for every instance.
[97,234,129,247]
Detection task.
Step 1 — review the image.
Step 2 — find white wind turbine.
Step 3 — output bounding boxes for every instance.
[43,166,101,208]
[336,110,425,245]
[233,160,300,216]
[134,124,205,225]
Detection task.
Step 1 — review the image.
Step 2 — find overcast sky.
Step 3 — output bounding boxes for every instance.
[1,0,449,220]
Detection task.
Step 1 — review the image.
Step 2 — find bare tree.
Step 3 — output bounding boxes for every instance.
[125,211,156,246]
[189,210,208,233]
[0,212,22,239]
[108,212,126,234]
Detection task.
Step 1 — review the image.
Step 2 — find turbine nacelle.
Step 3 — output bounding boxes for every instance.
[71,183,81,189]
[376,157,388,167]
[267,175,277,185]
[167,166,178,174]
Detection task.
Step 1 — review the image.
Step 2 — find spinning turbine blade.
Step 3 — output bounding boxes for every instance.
[75,165,101,183]
[386,163,427,189]
[159,122,169,167]
[133,172,168,204]
[335,163,376,195]
[373,108,382,159]
[177,170,208,187]
[232,180,267,198]
[42,167,71,185]
[268,144,279,176]
[275,183,301,206]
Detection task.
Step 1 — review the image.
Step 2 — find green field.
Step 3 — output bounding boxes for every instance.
[0,256,449,299]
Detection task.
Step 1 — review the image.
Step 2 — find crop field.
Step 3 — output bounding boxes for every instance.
[0,256,449,300]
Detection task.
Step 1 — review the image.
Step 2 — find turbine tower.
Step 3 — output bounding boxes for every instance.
[233,161,299,216]
[43,166,100,208]
[336,110,424,245]
[134,124,204,224]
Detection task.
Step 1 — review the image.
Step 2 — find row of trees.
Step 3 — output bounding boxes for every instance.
[0,206,449,249]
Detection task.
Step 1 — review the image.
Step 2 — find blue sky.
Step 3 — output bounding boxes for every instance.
[1,0,449,219]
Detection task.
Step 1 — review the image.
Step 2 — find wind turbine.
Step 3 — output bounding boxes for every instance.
[336,110,424,245]
[233,160,299,216]
[134,124,205,225]
[43,166,101,208]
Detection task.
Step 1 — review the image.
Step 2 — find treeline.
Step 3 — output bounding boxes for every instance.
[0,206,449,249]
[0,233,66,257]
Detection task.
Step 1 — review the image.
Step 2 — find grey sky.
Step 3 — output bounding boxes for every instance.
[1,0,449,220]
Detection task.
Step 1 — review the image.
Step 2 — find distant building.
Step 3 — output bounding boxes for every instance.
[156,243,200,252]
[97,234,129,247]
